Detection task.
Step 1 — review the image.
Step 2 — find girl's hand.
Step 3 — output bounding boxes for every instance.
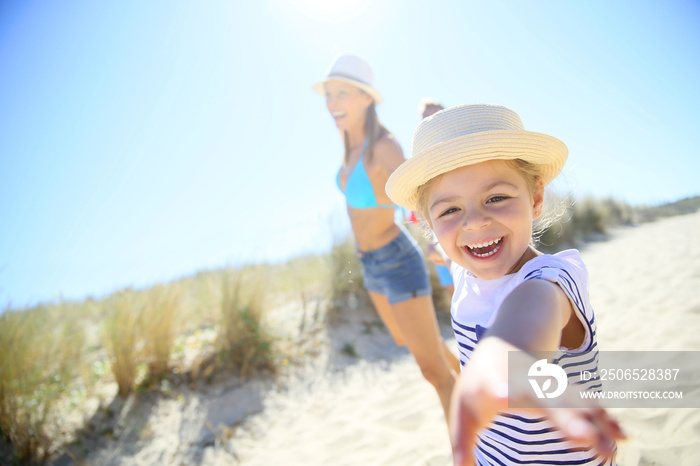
[449,337,625,466]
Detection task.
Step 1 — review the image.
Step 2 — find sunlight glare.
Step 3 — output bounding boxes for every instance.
[293,0,373,24]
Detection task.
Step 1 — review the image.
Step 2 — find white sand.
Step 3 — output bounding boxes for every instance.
[584,211,700,465]
[77,211,700,466]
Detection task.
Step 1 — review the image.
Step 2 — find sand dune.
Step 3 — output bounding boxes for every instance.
[78,211,700,466]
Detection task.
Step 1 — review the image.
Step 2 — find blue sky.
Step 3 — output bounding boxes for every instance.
[1,0,699,307]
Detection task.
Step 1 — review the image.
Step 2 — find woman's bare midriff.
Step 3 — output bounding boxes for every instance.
[347,205,401,251]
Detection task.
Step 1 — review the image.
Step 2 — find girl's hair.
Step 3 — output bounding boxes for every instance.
[418,98,443,118]
[414,159,567,244]
[343,101,388,164]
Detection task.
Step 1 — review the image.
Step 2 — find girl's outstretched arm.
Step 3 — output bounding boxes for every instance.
[449,279,625,466]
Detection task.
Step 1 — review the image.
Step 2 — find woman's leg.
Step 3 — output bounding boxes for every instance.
[369,290,461,378]
[442,339,462,374]
[369,291,456,420]
[367,290,406,345]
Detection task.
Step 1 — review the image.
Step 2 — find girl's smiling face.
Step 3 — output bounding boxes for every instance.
[427,159,544,280]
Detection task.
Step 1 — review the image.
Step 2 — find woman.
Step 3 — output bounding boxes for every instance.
[313,53,458,418]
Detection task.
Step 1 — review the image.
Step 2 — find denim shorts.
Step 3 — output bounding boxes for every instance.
[357,228,432,305]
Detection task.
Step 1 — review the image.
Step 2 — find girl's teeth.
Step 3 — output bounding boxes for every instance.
[468,238,501,249]
[467,237,502,258]
[471,243,501,258]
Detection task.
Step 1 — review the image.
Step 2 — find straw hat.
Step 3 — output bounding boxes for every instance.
[312,53,383,105]
[385,104,568,211]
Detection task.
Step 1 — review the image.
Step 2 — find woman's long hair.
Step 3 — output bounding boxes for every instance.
[343,102,388,164]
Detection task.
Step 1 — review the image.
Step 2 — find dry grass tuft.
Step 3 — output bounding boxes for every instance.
[102,290,142,398]
[139,284,183,380]
[0,304,82,463]
[218,268,277,378]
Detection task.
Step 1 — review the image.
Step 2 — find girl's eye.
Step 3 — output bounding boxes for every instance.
[487,195,509,204]
[438,207,459,218]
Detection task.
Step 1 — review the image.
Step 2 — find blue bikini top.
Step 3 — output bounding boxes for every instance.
[336,138,396,210]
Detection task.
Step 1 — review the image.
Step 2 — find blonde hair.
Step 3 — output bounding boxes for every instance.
[414,159,565,243]
[343,102,388,164]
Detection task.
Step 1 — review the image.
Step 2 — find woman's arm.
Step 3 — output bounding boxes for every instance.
[449,280,624,465]
[370,134,405,205]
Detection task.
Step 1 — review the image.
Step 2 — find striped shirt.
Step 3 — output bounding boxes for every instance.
[451,250,616,465]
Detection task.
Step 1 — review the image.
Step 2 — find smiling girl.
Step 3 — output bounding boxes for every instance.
[386,104,625,465]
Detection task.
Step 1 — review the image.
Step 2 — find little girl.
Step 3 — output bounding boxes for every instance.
[385,104,625,465]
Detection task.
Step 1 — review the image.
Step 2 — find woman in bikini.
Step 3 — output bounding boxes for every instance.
[313,53,459,418]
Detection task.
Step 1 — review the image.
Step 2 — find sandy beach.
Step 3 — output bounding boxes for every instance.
[65,211,700,466]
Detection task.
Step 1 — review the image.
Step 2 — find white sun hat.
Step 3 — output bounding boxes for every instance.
[385,104,568,211]
[312,53,383,105]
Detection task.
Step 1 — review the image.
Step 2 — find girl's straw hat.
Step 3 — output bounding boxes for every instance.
[313,53,383,105]
[386,104,568,211]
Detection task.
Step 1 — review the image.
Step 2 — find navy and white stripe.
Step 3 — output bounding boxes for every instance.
[451,250,616,465]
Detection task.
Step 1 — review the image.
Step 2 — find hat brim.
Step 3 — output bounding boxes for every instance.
[385,130,568,212]
[312,78,383,105]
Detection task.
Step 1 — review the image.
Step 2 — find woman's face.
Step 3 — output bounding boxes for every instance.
[324,80,373,131]
[427,160,544,280]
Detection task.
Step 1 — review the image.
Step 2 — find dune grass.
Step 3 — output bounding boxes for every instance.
[535,195,700,253]
[0,195,697,464]
[217,267,277,378]
[139,284,183,381]
[0,304,83,463]
[536,196,635,250]
[102,290,142,398]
